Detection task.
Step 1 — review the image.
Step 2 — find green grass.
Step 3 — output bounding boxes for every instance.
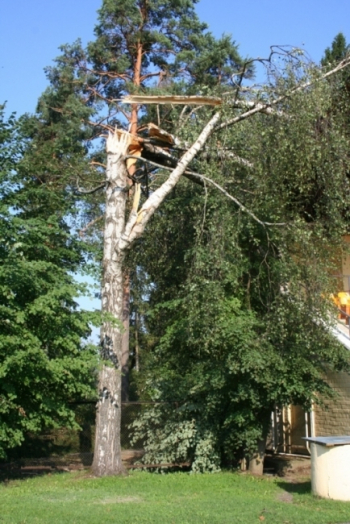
[1,470,350,524]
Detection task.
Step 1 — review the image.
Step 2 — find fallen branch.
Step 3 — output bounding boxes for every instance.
[125,158,285,228]
[184,171,287,227]
[122,94,222,106]
[119,112,221,250]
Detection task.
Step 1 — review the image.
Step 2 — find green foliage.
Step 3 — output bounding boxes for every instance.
[321,33,350,125]
[130,65,350,471]
[321,33,349,66]
[0,110,97,458]
[89,0,245,94]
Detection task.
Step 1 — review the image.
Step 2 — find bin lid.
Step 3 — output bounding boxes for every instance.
[303,436,350,447]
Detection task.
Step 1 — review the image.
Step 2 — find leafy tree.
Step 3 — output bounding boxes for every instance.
[0,109,97,459]
[321,33,350,118]
[22,0,245,476]
[21,3,350,477]
[130,63,350,472]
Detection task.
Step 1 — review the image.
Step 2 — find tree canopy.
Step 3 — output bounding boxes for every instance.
[0,109,97,458]
[2,5,350,476]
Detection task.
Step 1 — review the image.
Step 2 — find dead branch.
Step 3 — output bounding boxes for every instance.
[75,180,106,194]
[177,106,202,132]
[122,95,222,106]
[124,157,284,227]
[79,215,104,237]
[142,142,179,167]
[183,171,287,227]
[90,161,107,169]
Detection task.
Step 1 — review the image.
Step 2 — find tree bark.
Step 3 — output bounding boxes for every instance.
[92,114,219,476]
[120,40,142,402]
[248,438,266,476]
[92,132,129,477]
[121,270,130,401]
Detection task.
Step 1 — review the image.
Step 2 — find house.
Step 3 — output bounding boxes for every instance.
[267,242,350,456]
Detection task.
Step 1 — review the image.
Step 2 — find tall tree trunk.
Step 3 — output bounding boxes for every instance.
[92,113,220,476]
[121,270,130,401]
[92,133,129,477]
[120,42,143,401]
[134,309,140,372]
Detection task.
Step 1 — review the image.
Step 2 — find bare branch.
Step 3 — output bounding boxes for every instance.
[218,56,350,130]
[177,106,202,132]
[124,157,283,227]
[184,171,287,227]
[90,161,107,169]
[75,180,107,194]
[79,215,104,237]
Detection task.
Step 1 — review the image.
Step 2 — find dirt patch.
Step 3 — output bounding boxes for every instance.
[96,496,143,504]
[264,455,311,479]
[276,491,294,503]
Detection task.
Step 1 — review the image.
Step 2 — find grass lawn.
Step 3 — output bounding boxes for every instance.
[1,470,350,524]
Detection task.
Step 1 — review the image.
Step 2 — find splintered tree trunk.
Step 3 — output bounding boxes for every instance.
[92,113,220,476]
[92,133,129,477]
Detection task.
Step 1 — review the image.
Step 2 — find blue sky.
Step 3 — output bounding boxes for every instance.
[1,0,350,116]
[1,0,349,323]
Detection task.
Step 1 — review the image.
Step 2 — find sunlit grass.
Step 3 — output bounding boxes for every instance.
[1,470,350,523]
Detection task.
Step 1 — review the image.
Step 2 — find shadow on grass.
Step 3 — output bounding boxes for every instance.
[0,452,93,484]
[275,479,312,495]
[0,463,69,484]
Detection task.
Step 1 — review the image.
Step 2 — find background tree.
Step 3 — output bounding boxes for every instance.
[322,33,349,66]
[0,109,97,459]
[321,33,350,123]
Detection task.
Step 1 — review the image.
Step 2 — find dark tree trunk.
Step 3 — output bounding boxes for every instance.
[248,438,266,476]
[121,271,130,401]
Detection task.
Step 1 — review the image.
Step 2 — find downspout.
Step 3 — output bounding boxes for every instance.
[271,410,277,453]
[305,402,316,455]
[305,411,310,454]
[310,401,316,437]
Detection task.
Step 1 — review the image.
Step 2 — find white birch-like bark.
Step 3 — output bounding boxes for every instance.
[92,114,220,476]
[119,112,221,251]
[92,132,130,477]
